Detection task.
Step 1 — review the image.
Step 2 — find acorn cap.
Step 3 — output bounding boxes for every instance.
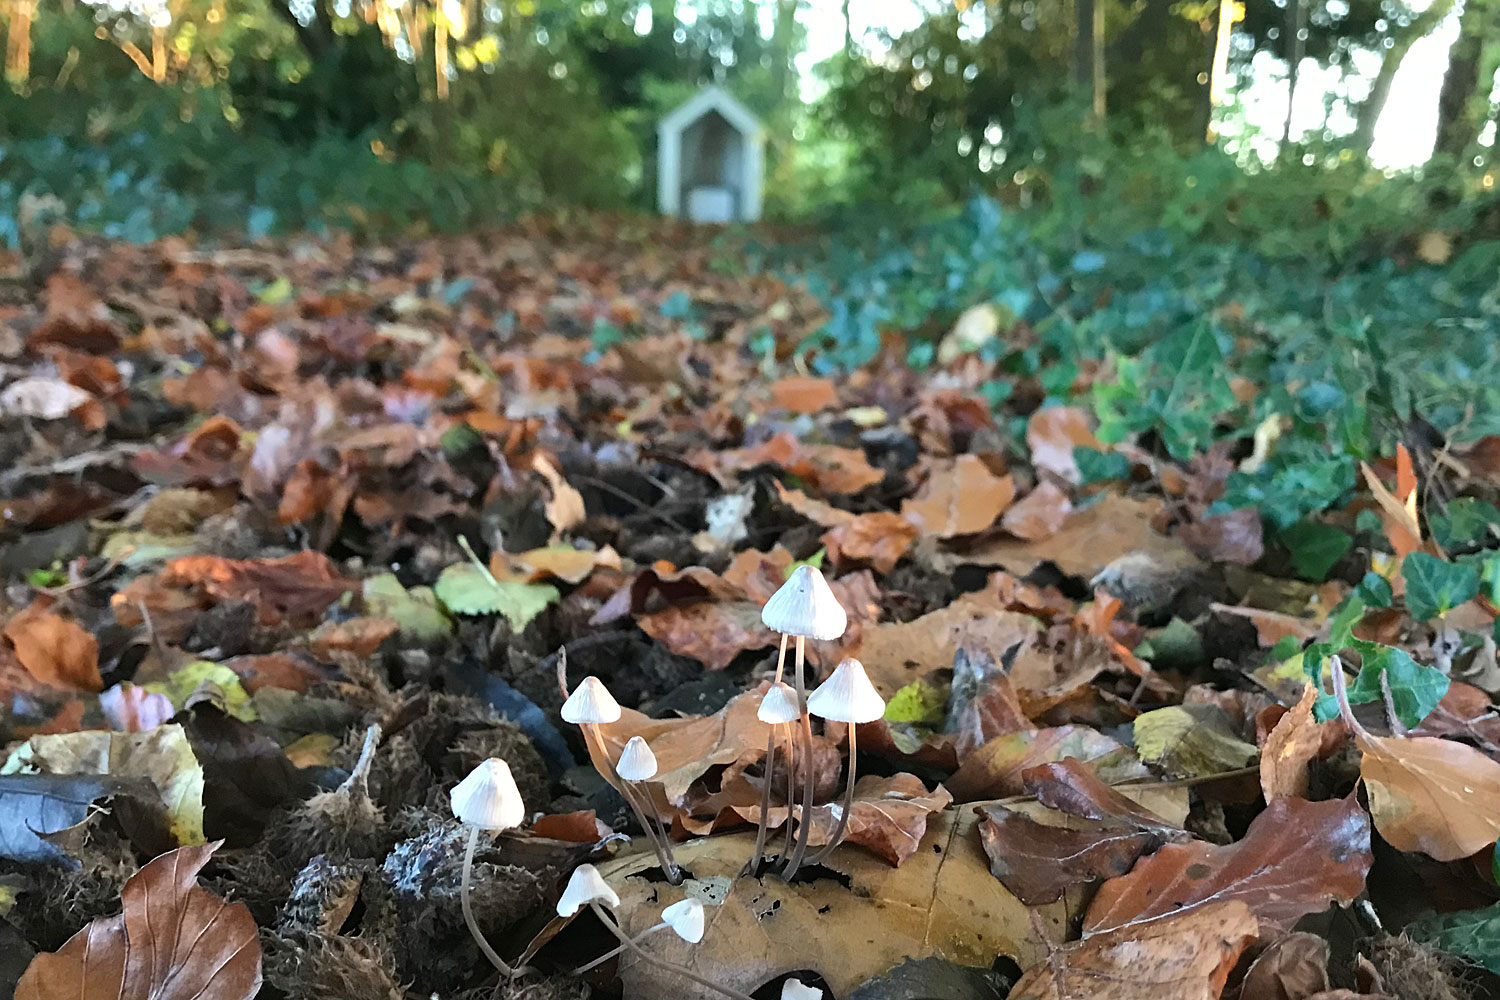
[806,658,886,724]
[782,980,824,1000]
[556,863,619,917]
[561,676,622,725]
[450,758,526,830]
[760,565,847,641]
[661,897,705,943]
[616,736,658,782]
[757,681,802,725]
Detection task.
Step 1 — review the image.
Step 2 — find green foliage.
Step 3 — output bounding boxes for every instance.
[1402,552,1481,621]
[1430,497,1500,551]
[1303,596,1451,728]
[1411,899,1500,974]
[434,564,560,630]
[1279,521,1353,582]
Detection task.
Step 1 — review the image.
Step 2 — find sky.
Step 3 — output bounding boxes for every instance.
[794,0,1475,170]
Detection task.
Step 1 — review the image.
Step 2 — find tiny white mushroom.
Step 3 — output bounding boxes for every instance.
[561,676,623,724]
[782,979,825,1000]
[757,681,802,725]
[557,863,619,917]
[616,736,658,782]
[450,758,526,831]
[760,564,847,640]
[807,659,887,864]
[661,897,705,943]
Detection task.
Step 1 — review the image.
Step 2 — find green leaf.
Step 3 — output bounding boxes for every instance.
[1411,901,1500,975]
[1402,551,1480,621]
[1279,520,1352,581]
[434,563,559,630]
[257,275,294,305]
[363,573,452,641]
[144,661,256,722]
[1346,643,1449,729]
[1430,497,1500,550]
[884,680,947,725]
[1074,447,1131,485]
[1481,556,1500,605]
[1355,572,1393,608]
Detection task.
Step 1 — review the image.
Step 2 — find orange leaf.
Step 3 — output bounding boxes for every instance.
[636,601,779,670]
[2,610,102,693]
[1026,406,1101,484]
[822,512,919,573]
[1359,460,1423,566]
[16,843,262,1000]
[117,551,356,627]
[1001,482,1072,541]
[1010,901,1258,1000]
[1357,730,1500,861]
[1260,683,1324,801]
[768,375,838,414]
[900,454,1015,537]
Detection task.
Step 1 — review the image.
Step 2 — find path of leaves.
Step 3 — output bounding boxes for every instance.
[2,226,1499,1000]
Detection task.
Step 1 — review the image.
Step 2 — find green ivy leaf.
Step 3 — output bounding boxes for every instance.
[1279,520,1352,581]
[1355,571,1394,608]
[1346,643,1450,729]
[1411,901,1500,975]
[1402,551,1479,621]
[1430,497,1500,550]
[434,563,559,631]
[1074,447,1131,485]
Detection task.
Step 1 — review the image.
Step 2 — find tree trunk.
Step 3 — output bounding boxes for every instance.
[771,0,798,103]
[1074,0,1105,120]
[842,0,851,57]
[1436,0,1498,159]
[1281,0,1308,148]
[1351,0,1459,154]
[1206,0,1235,140]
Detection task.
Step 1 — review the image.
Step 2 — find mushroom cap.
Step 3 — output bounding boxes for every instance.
[556,863,619,917]
[781,979,824,1000]
[616,736,658,782]
[561,676,622,725]
[806,658,886,724]
[757,681,802,725]
[661,897,705,943]
[450,757,526,830]
[761,565,847,641]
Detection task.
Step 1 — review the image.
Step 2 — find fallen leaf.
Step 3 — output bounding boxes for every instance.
[433,563,560,629]
[851,589,1042,696]
[114,551,356,627]
[769,375,838,413]
[0,774,170,865]
[0,377,94,421]
[823,512,919,573]
[534,454,586,538]
[637,600,779,671]
[1132,705,1259,779]
[1239,933,1332,1000]
[1261,683,1325,801]
[737,773,953,866]
[947,726,1148,801]
[775,482,857,528]
[600,808,1066,1000]
[491,545,622,584]
[1027,407,1100,484]
[14,842,262,1000]
[977,803,1162,905]
[707,432,884,495]
[848,956,1008,1000]
[2,610,102,693]
[1020,758,1181,830]
[2,724,206,846]
[1359,460,1424,569]
[100,684,175,733]
[1178,508,1264,566]
[900,455,1015,537]
[1356,729,1500,861]
[530,810,610,843]
[1001,482,1072,541]
[307,617,399,659]
[1083,796,1371,935]
[181,705,311,845]
[1010,901,1258,1000]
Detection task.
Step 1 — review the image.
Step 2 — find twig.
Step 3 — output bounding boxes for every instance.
[572,474,691,534]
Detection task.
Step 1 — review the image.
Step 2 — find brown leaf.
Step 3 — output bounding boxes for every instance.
[850,591,1042,697]
[2,609,102,693]
[491,545,622,584]
[1001,482,1072,541]
[29,273,124,352]
[1084,796,1371,935]
[947,726,1148,801]
[739,773,953,866]
[1021,758,1181,830]
[534,454,585,538]
[15,842,262,1000]
[900,455,1015,537]
[822,512,918,573]
[636,600,778,670]
[1261,683,1325,801]
[709,432,883,495]
[1239,933,1332,1000]
[775,482,857,528]
[1356,730,1500,861]
[306,617,398,660]
[1010,901,1258,1000]
[768,375,838,413]
[977,804,1162,905]
[530,811,610,843]
[114,551,356,627]
[1026,406,1101,484]
[1178,508,1264,566]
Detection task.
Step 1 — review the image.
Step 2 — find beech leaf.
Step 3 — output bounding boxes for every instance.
[14,843,262,1000]
[2,610,102,693]
[1357,730,1500,861]
[947,726,1148,801]
[900,455,1015,538]
[1261,683,1324,801]
[977,804,1162,905]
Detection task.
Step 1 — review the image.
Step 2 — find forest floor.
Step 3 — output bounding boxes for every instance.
[1,221,1499,1000]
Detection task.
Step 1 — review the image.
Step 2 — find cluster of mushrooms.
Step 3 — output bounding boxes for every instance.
[448,565,882,999]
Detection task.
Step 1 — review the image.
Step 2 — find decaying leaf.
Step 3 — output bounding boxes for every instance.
[1027,407,1101,485]
[2,609,102,693]
[534,454,586,538]
[1132,705,1259,779]
[1261,683,1325,801]
[1356,729,1500,861]
[1021,758,1182,830]
[0,774,169,865]
[599,809,1068,1000]
[1001,482,1072,541]
[1238,932,1332,1000]
[823,512,920,573]
[977,803,1162,905]
[1010,901,1258,1000]
[113,551,356,627]
[947,726,1148,801]
[1083,796,1371,935]
[15,842,262,1000]
[636,600,779,670]
[739,773,953,866]
[851,591,1043,696]
[900,455,1015,538]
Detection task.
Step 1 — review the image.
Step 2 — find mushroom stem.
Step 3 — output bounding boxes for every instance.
[461,824,516,978]
[571,922,668,975]
[780,721,796,859]
[584,722,681,884]
[783,635,817,878]
[588,902,758,1000]
[809,723,859,865]
[747,635,789,874]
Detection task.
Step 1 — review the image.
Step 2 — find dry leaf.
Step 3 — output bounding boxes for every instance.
[534,454,586,538]
[1083,795,1371,935]
[2,610,102,693]
[1357,730,1500,861]
[1359,460,1424,568]
[708,432,884,495]
[599,808,1066,1000]
[947,726,1148,801]
[15,842,261,1000]
[113,551,356,627]
[0,377,94,421]
[492,544,622,584]
[900,455,1015,537]
[850,592,1042,696]
[636,600,779,671]
[1026,407,1101,484]
[822,512,918,573]
[1001,482,1072,541]
[1238,932,1332,1000]
[977,803,1162,905]
[736,773,952,866]
[768,375,838,413]
[1261,683,1324,801]
[1010,901,1258,1000]
[1178,508,1264,566]
[1021,758,1181,830]
[775,483,857,528]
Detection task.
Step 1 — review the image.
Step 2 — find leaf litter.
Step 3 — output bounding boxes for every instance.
[0,225,1492,1000]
